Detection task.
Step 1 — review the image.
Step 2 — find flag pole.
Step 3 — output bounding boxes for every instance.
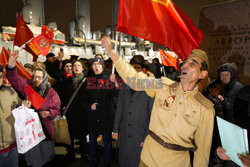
[162,64,166,77]
[112,32,119,74]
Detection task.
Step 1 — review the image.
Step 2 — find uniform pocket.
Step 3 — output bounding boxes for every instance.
[183,114,200,126]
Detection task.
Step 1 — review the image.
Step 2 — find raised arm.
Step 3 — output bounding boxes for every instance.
[101,36,158,98]
[6,50,28,99]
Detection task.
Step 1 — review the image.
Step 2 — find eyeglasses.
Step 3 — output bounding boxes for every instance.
[33,76,43,80]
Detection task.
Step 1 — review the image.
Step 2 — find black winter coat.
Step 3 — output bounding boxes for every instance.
[55,75,88,138]
[86,71,117,134]
[113,84,154,167]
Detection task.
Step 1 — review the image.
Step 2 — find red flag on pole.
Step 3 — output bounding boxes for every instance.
[0,47,31,82]
[24,85,45,110]
[159,49,179,70]
[14,13,38,61]
[14,13,34,47]
[117,0,203,60]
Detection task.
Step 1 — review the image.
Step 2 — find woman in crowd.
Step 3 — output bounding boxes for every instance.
[62,60,89,160]
[6,50,61,167]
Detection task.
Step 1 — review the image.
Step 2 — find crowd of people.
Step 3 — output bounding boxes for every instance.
[0,36,250,167]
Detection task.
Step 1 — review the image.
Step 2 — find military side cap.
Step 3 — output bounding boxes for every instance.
[188,49,209,68]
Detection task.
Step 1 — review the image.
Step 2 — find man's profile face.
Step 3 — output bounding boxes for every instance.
[220,71,231,85]
[64,63,72,74]
[33,71,44,87]
[180,56,206,85]
[131,64,143,72]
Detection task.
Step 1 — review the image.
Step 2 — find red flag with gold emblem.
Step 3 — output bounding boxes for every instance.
[159,49,179,70]
[14,13,34,47]
[117,0,203,60]
[27,34,51,57]
[0,47,31,86]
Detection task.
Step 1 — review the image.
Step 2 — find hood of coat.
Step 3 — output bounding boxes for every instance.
[217,62,238,88]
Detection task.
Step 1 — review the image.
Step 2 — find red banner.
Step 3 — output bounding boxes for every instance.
[27,35,51,57]
[117,0,203,60]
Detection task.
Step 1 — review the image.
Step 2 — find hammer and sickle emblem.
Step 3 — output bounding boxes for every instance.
[152,0,170,7]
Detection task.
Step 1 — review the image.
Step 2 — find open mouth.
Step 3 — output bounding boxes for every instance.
[181,71,187,75]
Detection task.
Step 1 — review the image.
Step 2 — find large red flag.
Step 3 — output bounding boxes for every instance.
[159,49,179,70]
[117,0,203,60]
[14,13,38,61]
[0,47,31,81]
[14,13,34,47]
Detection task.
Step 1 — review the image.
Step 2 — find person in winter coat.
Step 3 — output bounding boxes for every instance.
[113,57,155,167]
[61,60,89,160]
[216,85,250,167]
[54,60,73,115]
[86,57,117,167]
[6,50,61,167]
[203,62,243,166]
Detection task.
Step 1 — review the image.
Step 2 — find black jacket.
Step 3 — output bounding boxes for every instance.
[86,70,117,134]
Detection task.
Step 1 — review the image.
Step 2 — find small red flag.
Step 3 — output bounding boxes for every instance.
[27,34,51,57]
[0,47,31,84]
[14,13,34,47]
[159,49,179,70]
[24,85,45,110]
[117,0,203,60]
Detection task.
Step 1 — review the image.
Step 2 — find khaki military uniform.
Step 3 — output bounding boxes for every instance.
[0,86,20,150]
[114,57,215,167]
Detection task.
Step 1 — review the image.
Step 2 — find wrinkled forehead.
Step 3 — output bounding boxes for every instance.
[185,56,203,64]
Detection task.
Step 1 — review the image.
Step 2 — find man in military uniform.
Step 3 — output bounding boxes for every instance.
[102,36,215,167]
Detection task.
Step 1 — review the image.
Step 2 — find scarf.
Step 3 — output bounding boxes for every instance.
[64,72,73,78]
[72,73,84,89]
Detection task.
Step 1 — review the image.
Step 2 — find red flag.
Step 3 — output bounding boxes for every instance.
[14,13,34,47]
[41,26,54,44]
[27,34,51,57]
[117,0,203,60]
[24,85,45,110]
[0,47,31,82]
[159,49,179,70]
[14,13,38,61]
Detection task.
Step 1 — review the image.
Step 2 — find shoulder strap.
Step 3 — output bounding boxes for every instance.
[63,77,86,115]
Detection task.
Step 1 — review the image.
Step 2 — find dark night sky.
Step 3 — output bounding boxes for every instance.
[0,0,113,41]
